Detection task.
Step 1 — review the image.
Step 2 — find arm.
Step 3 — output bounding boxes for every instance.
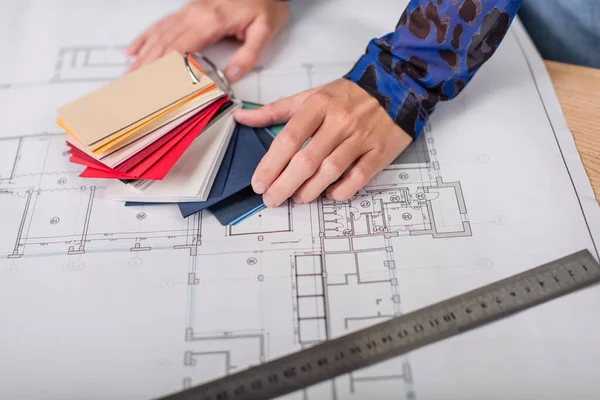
[345,0,523,138]
[235,0,523,207]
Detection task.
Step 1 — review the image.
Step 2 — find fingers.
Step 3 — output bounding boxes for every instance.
[127,35,164,72]
[225,20,272,82]
[262,116,349,207]
[126,19,172,72]
[292,138,365,204]
[126,18,163,56]
[125,32,149,57]
[233,89,316,127]
[251,97,328,197]
[325,125,413,201]
[126,17,172,70]
[172,25,222,55]
[138,21,187,63]
[125,11,224,72]
[326,147,398,201]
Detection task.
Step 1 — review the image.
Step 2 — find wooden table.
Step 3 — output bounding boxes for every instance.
[546,61,600,203]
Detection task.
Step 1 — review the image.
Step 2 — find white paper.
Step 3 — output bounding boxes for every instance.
[1,1,599,400]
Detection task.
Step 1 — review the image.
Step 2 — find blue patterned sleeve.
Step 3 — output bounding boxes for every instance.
[344,0,523,139]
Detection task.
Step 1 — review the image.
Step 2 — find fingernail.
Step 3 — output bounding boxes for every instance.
[252,180,267,194]
[292,196,304,205]
[263,195,277,208]
[226,66,242,82]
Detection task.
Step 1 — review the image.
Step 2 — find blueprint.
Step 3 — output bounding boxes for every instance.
[1,1,600,399]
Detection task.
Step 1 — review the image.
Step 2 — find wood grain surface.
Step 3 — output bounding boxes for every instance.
[546,61,600,204]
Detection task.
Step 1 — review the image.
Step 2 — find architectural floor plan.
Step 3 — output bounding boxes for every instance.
[0,46,469,399]
[1,1,600,399]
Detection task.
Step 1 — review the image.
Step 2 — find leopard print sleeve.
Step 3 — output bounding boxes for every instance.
[344,0,523,139]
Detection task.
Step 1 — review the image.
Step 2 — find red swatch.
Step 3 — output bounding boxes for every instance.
[69,97,226,180]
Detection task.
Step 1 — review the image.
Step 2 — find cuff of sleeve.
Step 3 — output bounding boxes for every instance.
[343,39,430,139]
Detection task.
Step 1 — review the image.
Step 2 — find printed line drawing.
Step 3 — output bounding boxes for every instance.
[285,125,469,398]
[0,46,470,399]
[7,189,33,259]
[0,138,23,182]
[228,200,293,236]
[52,46,129,83]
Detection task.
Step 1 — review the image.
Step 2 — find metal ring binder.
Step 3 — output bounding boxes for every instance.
[183,52,235,100]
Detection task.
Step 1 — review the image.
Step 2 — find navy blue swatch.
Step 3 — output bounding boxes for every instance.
[253,127,275,151]
[208,186,266,225]
[205,127,275,224]
[178,124,266,218]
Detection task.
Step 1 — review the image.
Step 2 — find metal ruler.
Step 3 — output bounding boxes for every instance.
[156,250,600,400]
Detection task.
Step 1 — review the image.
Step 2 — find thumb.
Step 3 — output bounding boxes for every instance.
[225,21,272,82]
[234,89,317,128]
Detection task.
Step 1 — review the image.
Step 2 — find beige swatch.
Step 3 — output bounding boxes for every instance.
[92,89,224,157]
[57,51,211,146]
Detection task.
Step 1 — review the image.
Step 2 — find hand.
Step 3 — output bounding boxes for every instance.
[234,79,413,207]
[125,0,289,82]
